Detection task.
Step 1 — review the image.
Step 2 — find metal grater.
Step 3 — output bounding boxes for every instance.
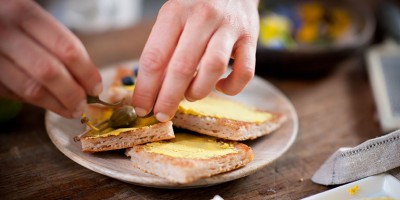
[367,40,400,133]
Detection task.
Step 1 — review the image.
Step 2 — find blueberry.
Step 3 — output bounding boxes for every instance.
[122,76,135,85]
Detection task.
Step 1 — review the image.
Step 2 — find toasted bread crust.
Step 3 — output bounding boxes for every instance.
[79,121,174,153]
[125,141,253,183]
[172,112,286,141]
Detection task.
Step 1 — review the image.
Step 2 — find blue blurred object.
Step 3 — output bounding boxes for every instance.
[266,39,286,50]
[274,5,301,32]
[379,1,400,44]
[121,76,135,85]
[133,65,139,77]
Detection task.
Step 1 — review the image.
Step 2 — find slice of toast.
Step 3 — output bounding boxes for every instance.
[76,121,174,153]
[75,105,174,153]
[125,132,253,183]
[173,94,286,141]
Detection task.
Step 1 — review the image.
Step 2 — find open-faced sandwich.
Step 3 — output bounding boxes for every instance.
[74,65,286,183]
[125,132,253,183]
[173,94,286,141]
[74,105,174,153]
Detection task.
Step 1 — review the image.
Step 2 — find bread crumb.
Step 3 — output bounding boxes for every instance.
[299,177,304,182]
[211,195,224,200]
[348,185,359,196]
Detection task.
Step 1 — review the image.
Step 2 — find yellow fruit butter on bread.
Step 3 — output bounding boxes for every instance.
[173,94,287,141]
[143,133,238,159]
[125,133,253,183]
[178,97,272,124]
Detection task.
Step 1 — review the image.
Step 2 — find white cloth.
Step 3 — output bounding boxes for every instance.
[312,129,400,185]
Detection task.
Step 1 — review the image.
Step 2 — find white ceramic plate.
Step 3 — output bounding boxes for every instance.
[45,61,298,188]
[303,174,400,200]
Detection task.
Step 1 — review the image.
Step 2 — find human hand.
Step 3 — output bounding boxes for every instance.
[0,0,102,118]
[132,0,260,122]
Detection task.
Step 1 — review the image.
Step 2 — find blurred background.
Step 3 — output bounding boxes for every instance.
[37,0,397,76]
[13,0,394,132]
[39,0,165,33]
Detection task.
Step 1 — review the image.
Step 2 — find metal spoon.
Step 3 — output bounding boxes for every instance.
[86,95,124,108]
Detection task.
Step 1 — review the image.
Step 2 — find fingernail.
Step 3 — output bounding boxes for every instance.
[186,97,195,102]
[73,100,86,118]
[216,85,223,93]
[135,107,148,117]
[155,112,170,122]
[92,83,103,96]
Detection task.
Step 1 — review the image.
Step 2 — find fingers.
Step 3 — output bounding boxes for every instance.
[152,7,220,121]
[0,25,86,117]
[0,55,71,117]
[7,0,102,96]
[185,27,235,101]
[133,0,259,122]
[132,3,184,116]
[216,40,256,95]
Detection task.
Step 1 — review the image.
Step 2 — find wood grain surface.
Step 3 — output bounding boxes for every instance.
[0,22,382,199]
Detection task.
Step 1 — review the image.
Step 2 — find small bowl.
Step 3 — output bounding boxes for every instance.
[255,0,375,77]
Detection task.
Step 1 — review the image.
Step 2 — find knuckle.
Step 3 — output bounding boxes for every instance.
[240,65,255,81]
[223,13,235,26]
[240,32,258,45]
[157,97,177,110]
[159,1,182,17]
[132,90,155,107]
[203,54,228,74]
[205,64,226,77]
[170,59,196,78]
[194,2,218,20]
[171,62,195,79]
[33,59,59,81]
[57,38,81,64]
[140,49,165,73]
[23,80,45,101]
[135,91,154,102]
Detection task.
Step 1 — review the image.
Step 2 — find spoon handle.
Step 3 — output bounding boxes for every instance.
[86,95,124,108]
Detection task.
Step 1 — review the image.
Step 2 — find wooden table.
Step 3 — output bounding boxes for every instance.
[0,22,383,200]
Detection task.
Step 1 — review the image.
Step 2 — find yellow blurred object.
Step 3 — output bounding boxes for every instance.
[328,8,350,39]
[259,14,291,46]
[348,185,359,196]
[258,1,352,48]
[296,23,319,43]
[298,2,323,23]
